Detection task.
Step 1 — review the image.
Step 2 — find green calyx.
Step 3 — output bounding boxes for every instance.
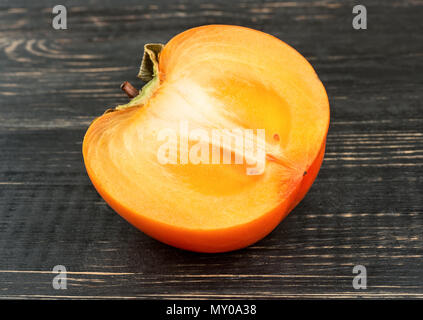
[114,43,164,111]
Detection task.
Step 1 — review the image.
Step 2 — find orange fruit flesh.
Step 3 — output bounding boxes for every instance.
[83,25,330,252]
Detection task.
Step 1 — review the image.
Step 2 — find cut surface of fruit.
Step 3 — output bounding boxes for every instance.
[83,25,330,252]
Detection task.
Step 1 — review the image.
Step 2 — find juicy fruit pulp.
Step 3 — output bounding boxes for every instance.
[83,25,330,253]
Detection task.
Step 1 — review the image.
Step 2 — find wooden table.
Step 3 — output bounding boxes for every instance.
[0,0,422,299]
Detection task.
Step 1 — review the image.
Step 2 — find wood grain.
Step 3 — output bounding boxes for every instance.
[0,0,422,299]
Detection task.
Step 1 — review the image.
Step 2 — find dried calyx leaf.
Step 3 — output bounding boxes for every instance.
[138,43,164,82]
[113,43,164,112]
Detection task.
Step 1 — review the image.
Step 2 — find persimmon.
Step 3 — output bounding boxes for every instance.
[83,25,330,253]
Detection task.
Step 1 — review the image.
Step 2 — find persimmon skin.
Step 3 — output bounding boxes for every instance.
[86,139,326,253]
[83,25,330,253]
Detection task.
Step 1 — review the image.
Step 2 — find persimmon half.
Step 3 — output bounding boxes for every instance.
[83,25,330,253]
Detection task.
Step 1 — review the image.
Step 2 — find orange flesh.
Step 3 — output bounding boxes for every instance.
[83,25,330,252]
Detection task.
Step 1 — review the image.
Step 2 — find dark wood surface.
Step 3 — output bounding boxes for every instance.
[0,0,422,299]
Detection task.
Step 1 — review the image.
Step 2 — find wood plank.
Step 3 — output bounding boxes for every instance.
[0,0,422,298]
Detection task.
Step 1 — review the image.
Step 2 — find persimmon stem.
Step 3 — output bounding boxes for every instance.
[115,44,164,111]
[120,81,138,98]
